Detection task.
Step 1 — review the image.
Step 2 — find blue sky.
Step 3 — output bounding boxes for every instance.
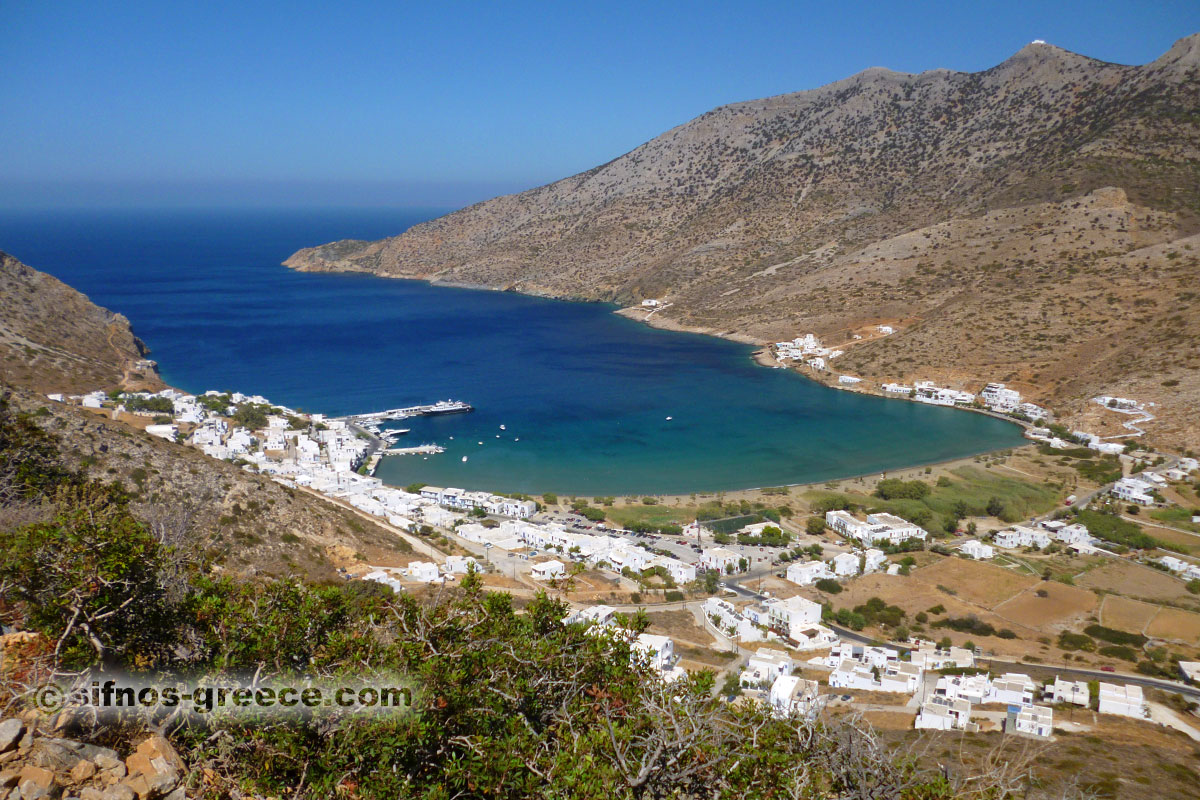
[2,0,1197,209]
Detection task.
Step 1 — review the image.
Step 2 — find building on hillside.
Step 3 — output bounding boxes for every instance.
[741,648,794,687]
[831,552,860,577]
[442,556,479,574]
[1112,477,1157,506]
[933,674,992,705]
[915,697,976,731]
[631,634,675,671]
[766,596,822,639]
[1007,705,1053,739]
[531,560,566,580]
[786,560,834,586]
[988,673,1035,707]
[564,605,616,628]
[1098,683,1147,718]
[911,644,974,671]
[981,383,1022,412]
[960,539,995,560]
[768,675,822,718]
[406,561,442,584]
[1047,678,1089,706]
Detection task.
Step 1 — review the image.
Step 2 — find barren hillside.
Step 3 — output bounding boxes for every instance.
[0,250,160,393]
[287,35,1200,446]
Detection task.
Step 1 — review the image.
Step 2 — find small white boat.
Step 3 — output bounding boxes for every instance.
[665,416,673,421]
[499,424,506,430]
[514,437,519,442]
[462,456,468,462]
[478,441,483,445]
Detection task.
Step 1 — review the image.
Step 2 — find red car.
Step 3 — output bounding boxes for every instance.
[1100,666,1115,672]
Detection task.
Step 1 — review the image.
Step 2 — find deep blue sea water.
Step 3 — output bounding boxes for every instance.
[0,208,1026,495]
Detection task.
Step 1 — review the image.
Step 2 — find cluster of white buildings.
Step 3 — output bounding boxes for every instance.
[1157,556,1200,582]
[563,605,684,682]
[417,486,537,518]
[703,595,838,650]
[786,548,891,585]
[455,519,697,583]
[825,510,928,547]
[1112,475,1161,506]
[773,334,843,371]
[990,520,1093,551]
[360,555,481,590]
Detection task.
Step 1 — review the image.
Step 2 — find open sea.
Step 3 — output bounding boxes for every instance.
[0,207,1026,495]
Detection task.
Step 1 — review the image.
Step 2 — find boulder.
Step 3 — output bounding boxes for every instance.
[0,720,24,754]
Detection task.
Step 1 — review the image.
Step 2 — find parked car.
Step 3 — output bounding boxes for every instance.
[1100,666,1115,672]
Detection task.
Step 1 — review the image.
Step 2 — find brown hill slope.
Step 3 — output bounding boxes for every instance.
[287,35,1200,446]
[0,253,413,579]
[0,251,160,393]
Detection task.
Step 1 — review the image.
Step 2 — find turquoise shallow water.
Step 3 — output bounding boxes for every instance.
[0,208,1026,495]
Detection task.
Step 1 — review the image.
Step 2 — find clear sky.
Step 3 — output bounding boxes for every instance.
[2,0,1197,209]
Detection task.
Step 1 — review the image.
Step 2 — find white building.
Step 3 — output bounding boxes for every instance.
[911,643,975,671]
[786,560,834,586]
[1008,705,1053,739]
[1052,523,1092,545]
[768,675,822,718]
[531,560,566,580]
[701,547,742,574]
[932,673,992,706]
[1097,683,1147,718]
[988,673,1035,707]
[980,383,1021,413]
[564,605,616,628]
[766,596,822,640]
[631,634,675,671]
[1112,477,1157,506]
[915,697,975,731]
[960,539,995,560]
[1048,678,1089,707]
[824,510,928,546]
[741,648,794,687]
[442,556,480,574]
[838,375,862,385]
[406,561,443,584]
[993,526,1051,549]
[830,552,860,577]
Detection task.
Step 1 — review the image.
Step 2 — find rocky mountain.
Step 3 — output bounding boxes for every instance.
[287,35,1200,446]
[0,251,160,394]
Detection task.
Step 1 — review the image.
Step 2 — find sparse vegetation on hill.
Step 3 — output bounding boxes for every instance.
[287,35,1200,448]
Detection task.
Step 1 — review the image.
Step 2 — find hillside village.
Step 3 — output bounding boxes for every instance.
[35,381,1200,770]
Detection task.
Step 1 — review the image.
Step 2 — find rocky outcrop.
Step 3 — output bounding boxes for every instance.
[0,717,188,800]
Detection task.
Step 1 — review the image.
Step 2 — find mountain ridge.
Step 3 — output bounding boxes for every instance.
[286,34,1200,446]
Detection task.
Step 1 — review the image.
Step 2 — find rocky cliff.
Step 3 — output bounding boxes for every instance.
[0,251,160,394]
[286,34,1200,445]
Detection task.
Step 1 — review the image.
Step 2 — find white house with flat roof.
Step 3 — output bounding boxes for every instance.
[531,560,566,580]
[1008,705,1053,739]
[831,552,860,577]
[786,560,834,586]
[766,596,822,639]
[701,547,742,573]
[994,526,1051,549]
[768,675,822,718]
[916,697,976,731]
[988,673,1036,707]
[1098,683,1147,718]
[960,539,995,560]
[631,634,675,671]
[1112,477,1157,506]
[1048,677,1089,706]
[741,648,794,687]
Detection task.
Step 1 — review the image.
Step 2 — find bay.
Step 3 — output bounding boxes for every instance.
[0,207,1026,495]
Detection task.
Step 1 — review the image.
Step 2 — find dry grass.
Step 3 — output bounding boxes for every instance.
[645,610,716,647]
[993,581,1098,630]
[1145,607,1200,644]
[912,557,1037,608]
[1099,595,1161,634]
[1077,560,1198,605]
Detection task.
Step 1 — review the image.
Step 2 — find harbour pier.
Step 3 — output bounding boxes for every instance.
[340,400,472,424]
